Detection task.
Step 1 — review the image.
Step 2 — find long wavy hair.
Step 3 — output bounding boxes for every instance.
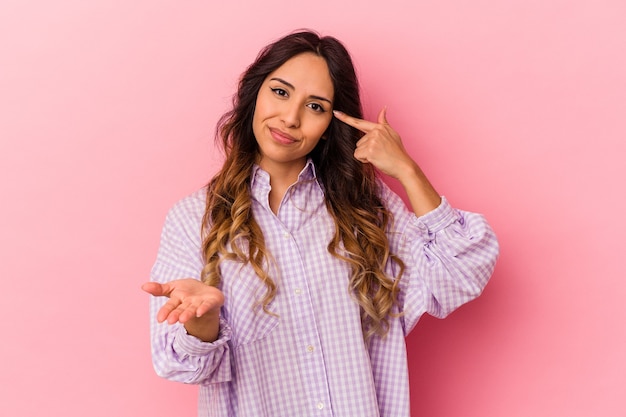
[201,30,405,339]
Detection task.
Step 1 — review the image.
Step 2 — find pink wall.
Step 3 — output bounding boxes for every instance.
[1,1,624,416]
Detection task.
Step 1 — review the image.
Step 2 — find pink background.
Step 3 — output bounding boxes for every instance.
[1,1,624,416]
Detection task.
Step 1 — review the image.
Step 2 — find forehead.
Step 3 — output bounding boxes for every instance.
[266,53,334,97]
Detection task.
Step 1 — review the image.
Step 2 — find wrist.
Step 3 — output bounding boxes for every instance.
[399,162,441,216]
[184,311,221,342]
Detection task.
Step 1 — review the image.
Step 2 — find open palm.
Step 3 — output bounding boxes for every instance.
[142,279,224,325]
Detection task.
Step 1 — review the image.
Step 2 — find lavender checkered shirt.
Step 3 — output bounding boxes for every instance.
[149,160,499,416]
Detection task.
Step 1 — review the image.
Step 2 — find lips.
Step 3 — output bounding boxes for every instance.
[269,128,298,145]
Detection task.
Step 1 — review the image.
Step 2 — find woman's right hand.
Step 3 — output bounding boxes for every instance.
[142,279,224,342]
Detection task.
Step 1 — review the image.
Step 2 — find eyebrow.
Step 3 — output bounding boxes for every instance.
[270,77,333,105]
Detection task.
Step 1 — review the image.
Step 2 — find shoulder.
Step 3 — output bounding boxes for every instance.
[170,187,207,214]
[164,187,208,232]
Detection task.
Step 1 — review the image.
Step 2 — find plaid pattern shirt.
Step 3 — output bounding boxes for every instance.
[149,160,499,416]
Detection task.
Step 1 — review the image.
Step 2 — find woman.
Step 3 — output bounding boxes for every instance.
[142,30,499,417]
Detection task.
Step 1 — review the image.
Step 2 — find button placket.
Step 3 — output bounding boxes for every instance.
[273,221,332,416]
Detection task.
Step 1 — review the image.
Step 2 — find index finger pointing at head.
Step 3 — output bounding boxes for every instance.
[333,110,377,133]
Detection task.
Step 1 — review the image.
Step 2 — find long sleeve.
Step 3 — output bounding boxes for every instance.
[381,184,500,335]
[148,191,232,385]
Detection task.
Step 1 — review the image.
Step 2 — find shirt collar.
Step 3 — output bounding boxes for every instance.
[298,159,317,182]
[250,158,318,190]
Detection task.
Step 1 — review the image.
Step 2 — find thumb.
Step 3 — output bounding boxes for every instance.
[377,106,388,125]
[141,282,169,297]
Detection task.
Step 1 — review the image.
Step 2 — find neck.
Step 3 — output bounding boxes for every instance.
[257,158,307,214]
[258,158,306,188]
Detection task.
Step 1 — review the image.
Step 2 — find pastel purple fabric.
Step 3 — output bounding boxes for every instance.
[149,160,499,417]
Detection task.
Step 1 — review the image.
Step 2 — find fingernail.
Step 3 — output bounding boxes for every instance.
[333,110,343,117]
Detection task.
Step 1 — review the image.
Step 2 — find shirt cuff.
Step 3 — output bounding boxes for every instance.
[410,197,460,237]
[172,318,232,356]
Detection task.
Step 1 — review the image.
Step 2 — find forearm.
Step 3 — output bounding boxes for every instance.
[397,160,441,217]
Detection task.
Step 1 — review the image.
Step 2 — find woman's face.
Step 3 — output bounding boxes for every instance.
[252,52,334,176]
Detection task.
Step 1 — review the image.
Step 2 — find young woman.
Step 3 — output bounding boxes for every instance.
[142,30,499,417]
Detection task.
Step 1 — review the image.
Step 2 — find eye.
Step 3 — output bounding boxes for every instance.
[307,102,326,113]
[271,87,288,98]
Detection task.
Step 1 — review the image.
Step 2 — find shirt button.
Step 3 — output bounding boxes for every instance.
[316,402,324,410]
[294,288,302,295]
[283,232,290,239]
[306,345,314,352]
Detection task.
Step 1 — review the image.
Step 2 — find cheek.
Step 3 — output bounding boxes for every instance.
[252,95,262,119]
[314,117,332,137]
[254,88,277,116]
[252,96,266,136]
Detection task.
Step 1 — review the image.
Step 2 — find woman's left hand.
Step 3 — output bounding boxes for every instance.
[334,107,442,216]
[333,107,416,181]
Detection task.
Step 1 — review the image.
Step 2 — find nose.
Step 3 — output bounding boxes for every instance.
[281,102,301,128]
